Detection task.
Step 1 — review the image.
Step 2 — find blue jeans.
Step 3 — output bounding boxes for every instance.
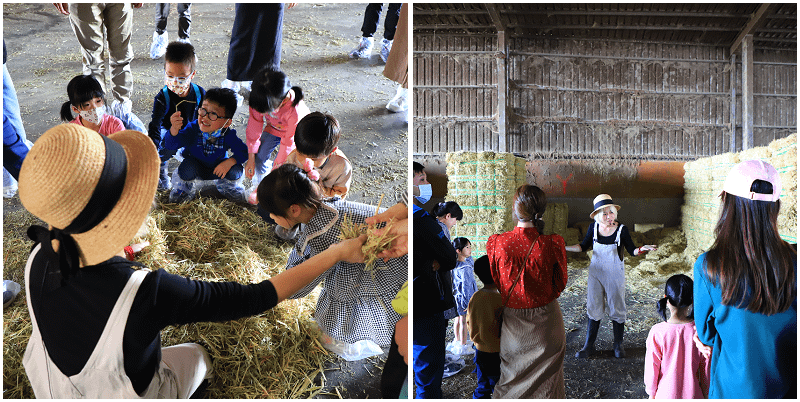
[3,64,32,180]
[412,312,446,399]
[177,155,243,181]
[472,349,500,399]
[252,131,280,179]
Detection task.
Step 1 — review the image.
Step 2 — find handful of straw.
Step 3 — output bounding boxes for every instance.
[338,195,399,270]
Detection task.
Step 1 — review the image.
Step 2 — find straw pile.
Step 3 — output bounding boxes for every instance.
[682,133,797,260]
[3,197,334,399]
[446,151,527,256]
[338,205,398,270]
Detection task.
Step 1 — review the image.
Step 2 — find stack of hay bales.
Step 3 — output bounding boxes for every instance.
[682,133,797,258]
[446,151,527,256]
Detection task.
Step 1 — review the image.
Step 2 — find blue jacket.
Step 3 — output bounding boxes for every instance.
[693,252,797,398]
[165,120,248,167]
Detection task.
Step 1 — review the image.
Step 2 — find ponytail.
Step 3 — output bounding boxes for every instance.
[657,297,669,322]
[291,86,303,106]
[60,101,75,122]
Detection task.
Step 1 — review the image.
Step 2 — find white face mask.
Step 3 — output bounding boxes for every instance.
[165,74,193,95]
[78,106,105,125]
[414,183,432,204]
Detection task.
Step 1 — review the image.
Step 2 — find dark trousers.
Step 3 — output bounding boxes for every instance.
[178,155,243,181]
[412,312,446,398]
[472,349,500,399]
[154,3,191,38]
[381,327,408,398]
[361,3,401,40]
[227,3,283,80]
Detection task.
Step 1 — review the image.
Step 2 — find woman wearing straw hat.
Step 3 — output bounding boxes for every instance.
[692,160,796,398]
[17,124,368,399]
[566,194,657,358]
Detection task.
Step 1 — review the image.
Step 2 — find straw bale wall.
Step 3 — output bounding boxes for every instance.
[682,133,797,256]
[446,151,527,256]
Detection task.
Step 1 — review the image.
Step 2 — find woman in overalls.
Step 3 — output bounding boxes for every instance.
[566,194,656,358]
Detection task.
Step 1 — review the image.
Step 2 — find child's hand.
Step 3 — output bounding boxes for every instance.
[214,158,237,178]
[169,111,183,134]
[370,219,408,261]
[365,202,408,226]
[693,333,712,359]
[245,157,256,179]
[332,235,367,263]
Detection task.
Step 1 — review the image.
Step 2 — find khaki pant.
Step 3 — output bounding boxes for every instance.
[68,3,133,107]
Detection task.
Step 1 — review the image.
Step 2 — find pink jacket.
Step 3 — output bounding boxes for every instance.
[70,114,125,137]
[245,89,310,169]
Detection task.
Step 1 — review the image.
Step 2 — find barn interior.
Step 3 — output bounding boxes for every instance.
[413,3,797,398]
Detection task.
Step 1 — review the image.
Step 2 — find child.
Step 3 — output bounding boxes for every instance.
[165,88,248,204]
[644,274,710,399]
[466,255,502,399]
[17,123,369,398]
[286,112,352,199]
[566,194,657,358]
[257,163,408,355]
[244,66,310,186]
[450,237,477,351]
[147,41,205,190]
[60,74,124,136]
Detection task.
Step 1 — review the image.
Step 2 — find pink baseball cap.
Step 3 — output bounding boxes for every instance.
[722,159,781,202]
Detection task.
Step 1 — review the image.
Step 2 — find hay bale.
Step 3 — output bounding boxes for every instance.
[3,197,332,399]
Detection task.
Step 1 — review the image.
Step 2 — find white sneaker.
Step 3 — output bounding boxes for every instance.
[349,37,374,59]
[150,31,168,60]
[380,38,392,63]
[386,85,408,113]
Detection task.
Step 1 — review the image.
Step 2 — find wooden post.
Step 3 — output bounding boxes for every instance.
[497,30,508,153]
[730,53,736,152]
[742,35,754,150]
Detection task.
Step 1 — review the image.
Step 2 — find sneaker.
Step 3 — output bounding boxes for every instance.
[3,280,21,308]
[379,38,392,63]
[348,36,374,59]
[275,225,299,241]
[150,31,168,60]
[386,85,408,113]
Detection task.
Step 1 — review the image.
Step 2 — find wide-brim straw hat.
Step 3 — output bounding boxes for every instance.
[589,194,621,219]
[18,124,159,267]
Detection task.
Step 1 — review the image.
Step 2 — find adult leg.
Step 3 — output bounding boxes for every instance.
[160,343,213,399]
[577,269,605,357]
[154,3,169,34]
[177,4,192,40]
[68,4,107,93]
[412,312,446,398]
[605,268,627,358]
[102,3,134,110]
[383,3,402,40]
[226,4,283,82]
[360,4,383,37]
[150,4,170,59]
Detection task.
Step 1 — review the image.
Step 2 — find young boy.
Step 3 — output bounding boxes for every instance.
[284,112,352,198]
[148,41,205,190]
[165,88,247,203]
[466,255,502,399]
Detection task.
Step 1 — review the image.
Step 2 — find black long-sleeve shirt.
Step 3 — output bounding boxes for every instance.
[27,250,278,396]
[413,205,458,318]
[578,223,637,256]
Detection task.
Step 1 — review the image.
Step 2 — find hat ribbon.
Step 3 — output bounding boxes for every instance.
[27,135,128,278]
[593,198,615,211]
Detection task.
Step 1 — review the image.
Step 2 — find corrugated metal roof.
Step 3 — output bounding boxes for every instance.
[414,3,797,50]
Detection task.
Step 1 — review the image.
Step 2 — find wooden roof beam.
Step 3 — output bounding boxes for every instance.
[730,3,777,54]
[485,4,506,32]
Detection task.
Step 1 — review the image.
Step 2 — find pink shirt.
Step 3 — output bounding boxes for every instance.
[644,321,710,399]
[70,114,125,136]
[245,89,310,169]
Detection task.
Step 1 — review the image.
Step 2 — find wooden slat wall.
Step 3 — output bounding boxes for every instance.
[738,49,797,147]
[414,33,499,154]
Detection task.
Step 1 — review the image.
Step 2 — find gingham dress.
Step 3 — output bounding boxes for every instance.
[286,198,408,346]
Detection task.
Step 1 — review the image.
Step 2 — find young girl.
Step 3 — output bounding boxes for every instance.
[257,163,408,354]
[450,237,477,351]
[644,274,710,399]
[60,75,125,136]
[244,66,310,187]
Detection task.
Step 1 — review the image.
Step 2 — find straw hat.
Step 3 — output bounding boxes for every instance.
[18,124,159,267]
[589,194,621,219]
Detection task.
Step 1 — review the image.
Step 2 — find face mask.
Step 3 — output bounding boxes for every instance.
[414,184,432,204]
[165,73,193,95]
[78,106,104,125]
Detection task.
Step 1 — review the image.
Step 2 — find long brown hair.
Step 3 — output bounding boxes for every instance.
[513,185,546,232]
[704,190,796,315]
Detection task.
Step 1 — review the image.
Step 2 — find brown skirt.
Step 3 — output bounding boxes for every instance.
[492,299,566,399]
[382,3,408,88]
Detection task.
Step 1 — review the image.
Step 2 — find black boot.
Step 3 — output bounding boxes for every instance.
[613,321,626,358]
[575,318,600,358]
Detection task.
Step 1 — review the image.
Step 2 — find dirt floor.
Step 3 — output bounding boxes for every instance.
[3,3,406,399]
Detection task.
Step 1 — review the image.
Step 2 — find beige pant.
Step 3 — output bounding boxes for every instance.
[68,3,133,107]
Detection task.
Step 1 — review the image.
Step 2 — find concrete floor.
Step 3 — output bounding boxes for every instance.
[3,3,407,399]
